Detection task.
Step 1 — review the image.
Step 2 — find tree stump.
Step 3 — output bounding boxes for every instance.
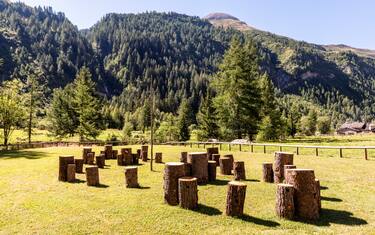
[187,152,208,185]
[262,162,274,183]
[112,150,118,160]
[87,152,95,165]
[285,169,319,220]
[212,154,220,166]
[275,183,295,220]
[233,161,246,181]
[180,152,188,163]
[82,147,92,164]
[223,154,234,171]
[74,159,84,173]
[86,166,100,186]
[207,161,217,181]
[117,154,124,166]
[226,181,247,217]
[284,165,297,182]
[273,152,294,183]
[96,154,105,168]
[132,154,139,165]
[137,149,141,159]
[206,147,219,160]
[124,153,133,165]
[155,152,163,163]
[315,179,321,212]
[104,145,113,159]
[67,164,76,183]
[219,157,232,175]
[163,162,185,205]
[125,167,139,188]
[141,145,148,162]
[178,177,198,209]
[183,163,192,177]
[58,155,74,182]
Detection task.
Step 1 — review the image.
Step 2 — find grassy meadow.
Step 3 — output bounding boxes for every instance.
[0,144,374,234]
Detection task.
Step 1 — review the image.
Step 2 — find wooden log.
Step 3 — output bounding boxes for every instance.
[82,147,92,164]
[187,152,209,185]
[112,150,118,160]
[275,183,295,220]
[262,162,274,183]
[163,162,185,205]
[183,163,192,177]
[233,161,246,181]
[125,167,139,188]
[67,164,76,183]
[206,147,219,160]
[117,154,124,166]
[141,145,148,162]
[285,169,319,220]
[223,154,234,171]
[121,148,132,157]
[132,153,139,165]
[212,154,220,166]
[178,177,198,209]
[207,161,217,181]
[219,157,232,175]
[96,154,105,168]
[273,152,294,183]
[155,152,163,163]
[86,166,99,186]
[58,155,74,182]
[87,152,95,165]
[74,159,84,173]
[284,165,297,181]
[137,149,141,159]
[104,145,113,159]
[124,152,133,166]
[315,179,321,212]
[180,152,188,163]
[226,181,247,217]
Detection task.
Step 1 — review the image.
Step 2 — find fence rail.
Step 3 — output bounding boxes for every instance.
[166,141,375,160]
[0,141,128,151]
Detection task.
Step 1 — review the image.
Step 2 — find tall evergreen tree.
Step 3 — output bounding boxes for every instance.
[197,90,220,140]
[177,99,192,141]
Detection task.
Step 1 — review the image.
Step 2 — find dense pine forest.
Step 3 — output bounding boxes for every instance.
[1,0,375,144]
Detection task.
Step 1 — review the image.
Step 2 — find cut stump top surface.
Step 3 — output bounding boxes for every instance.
[165,162,184,166]
[228,181,247,186]
[179,177,197,182]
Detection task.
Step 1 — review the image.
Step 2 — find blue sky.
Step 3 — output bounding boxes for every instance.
[11,0,375,49]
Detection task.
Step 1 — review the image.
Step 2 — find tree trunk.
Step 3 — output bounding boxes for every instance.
[178,177,198,209]
[87,152,95,165]
[141,145,148,162]
[212,154,220,166]
[112,150,118,160]
[96,154,105,168]
[226,181,247,216]
[187,152,209,185]
[233,161,246,181]
[219,157,232,175]
[163,162,185,205]
[132,153,139,165]
[273,152,294,183]
[58,155,74,182]
[82,147,92,164]
[155,152,162,163]
[86,166,99,186]
[285,169,319,220]
[262,162,274,183]
[275,183,295,220]
[207,161,217,181]
[206,147,219,160]
[117,154,124,166]
[223,154,234,172]
[104,145,113,160]
[74,159,84,173]
[67,164,76,183]
[125,167,139,188]
[180,152,188,163]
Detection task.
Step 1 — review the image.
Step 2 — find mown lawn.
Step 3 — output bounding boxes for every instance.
[0,145,374,234]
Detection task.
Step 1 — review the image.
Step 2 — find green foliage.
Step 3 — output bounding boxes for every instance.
[300,109,318,136]
[317,116,331,134]
[196,90,220,140]
[155,114,179,143]
[177,99,192,141]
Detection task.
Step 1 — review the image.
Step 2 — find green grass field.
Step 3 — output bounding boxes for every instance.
[0,145,374,234]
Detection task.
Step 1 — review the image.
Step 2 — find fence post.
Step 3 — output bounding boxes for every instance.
[239,144,242,152]
[296,147,299,155]
[229,144,231,151]
[263,145,266,154]
[251,144,254,153]
[315,148,319,156]
[279,146,282,152]
[219,143,222,151]
[365,148,368,160]
[339,148,343,158]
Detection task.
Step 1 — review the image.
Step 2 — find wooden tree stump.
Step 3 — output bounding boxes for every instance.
[82,147,92,164]
[155,152,163,163]
[315,179,321,212]
[206,147,219,160]
[219,157,232,175]
[163,162,185,205]
[275,183,295,220]
[67,164,76,183]
[141,145,148,162]
[58,155,74,182]
[124,153,133,165]
[180,152,188,163]
[132,154,139,165]
[183,163,192,177]
[274,152,294,183]
[117,154,124,166]
[207,161,217,181]
[212,154,220,166]
[112,150,118,160]
[262,162,274,183]
[178,177,198,209]
[86,166,99,186]
[187,152,208,185]
[226,181,247,216]
[104,145,113,159]
[125,167,139,188]
[233,161,246,181]
[285,169,319,220]
[223,154,234,171]
[96,154,105,168]
[74,159,84,173]
[87,152,95,165]
[137,149,141,159]
[284,165,297,182]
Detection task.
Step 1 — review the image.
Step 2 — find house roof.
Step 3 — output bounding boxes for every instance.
[339,122,366,130]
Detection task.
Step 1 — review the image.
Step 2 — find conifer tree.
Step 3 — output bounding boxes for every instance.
[197,89,219,140]
[177,99,191,141]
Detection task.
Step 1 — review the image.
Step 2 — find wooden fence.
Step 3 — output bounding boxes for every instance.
[0,141,128,151]
[166,141,374,160]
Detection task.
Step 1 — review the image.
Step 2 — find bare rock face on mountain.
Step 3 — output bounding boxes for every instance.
[204,12,254,31]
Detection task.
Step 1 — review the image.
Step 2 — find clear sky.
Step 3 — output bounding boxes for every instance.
[11,0,375,49]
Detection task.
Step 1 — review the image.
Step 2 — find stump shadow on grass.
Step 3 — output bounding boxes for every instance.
[320,186,329,190]
[194,204,222,216]
[72,179,86,184]
[209,179,229,186]
[0,150,49,160]
[243,179,260,182]
[93,183,109,188]
[236,214,280,227]
[137,186,151,189]
[301,208,367,226]
[321,196,343,202]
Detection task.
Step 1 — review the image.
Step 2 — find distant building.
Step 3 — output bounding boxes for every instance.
[336,122,375,135]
